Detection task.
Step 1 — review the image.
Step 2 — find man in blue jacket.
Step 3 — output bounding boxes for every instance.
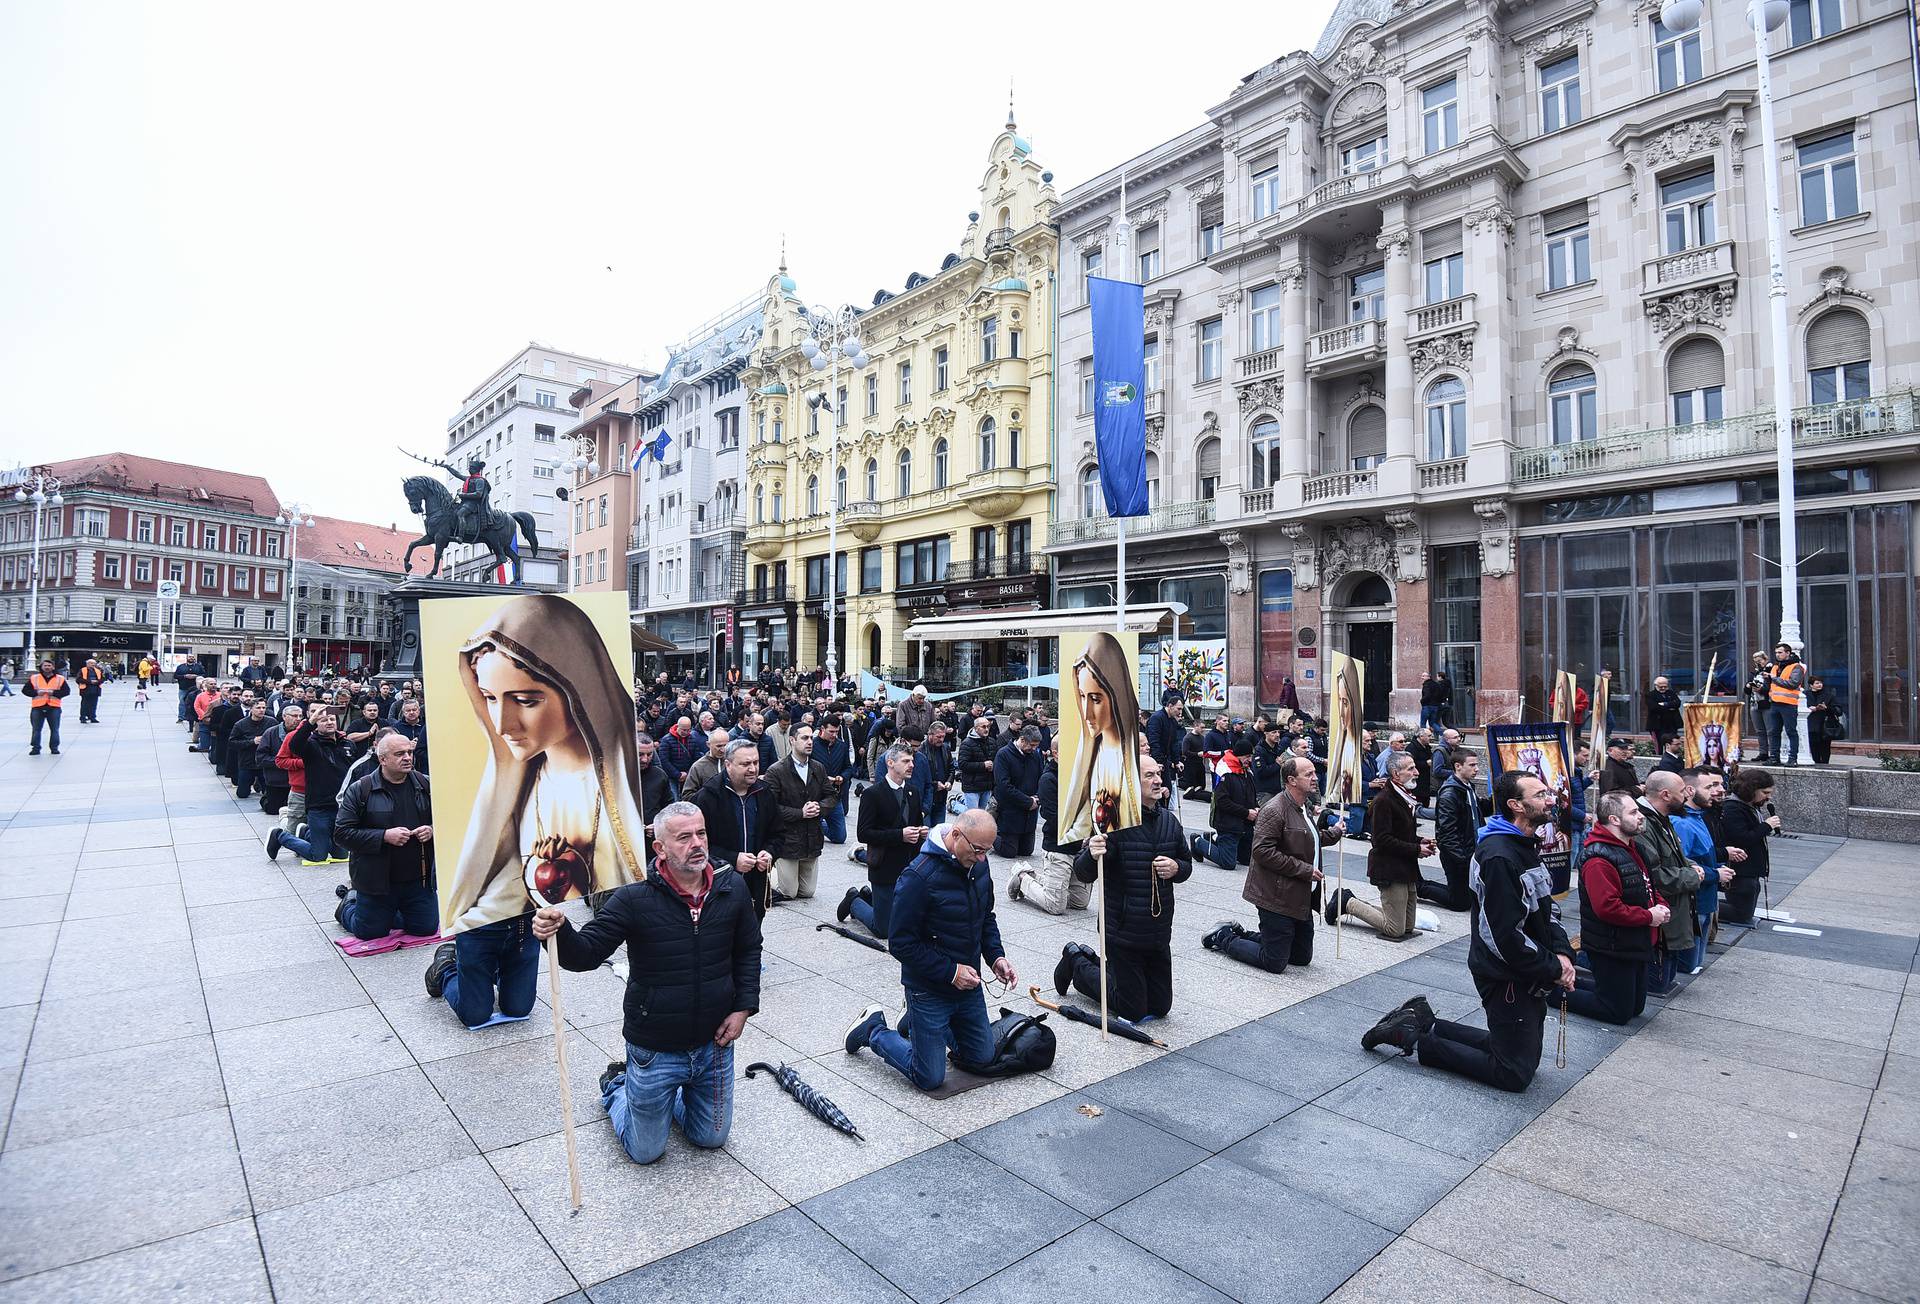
[843,808,1016,1091]
[1670,766,1733,974]
[813,715,856,845]
[991,726,1045,861]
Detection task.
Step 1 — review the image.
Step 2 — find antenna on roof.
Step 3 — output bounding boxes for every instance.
[1007,76,1016,131]
[779,234,787,275]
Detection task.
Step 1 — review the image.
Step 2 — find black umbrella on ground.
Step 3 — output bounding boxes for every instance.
[816,921,888,952]
[1028,986,1168,1048]
[744,1061,865,1140]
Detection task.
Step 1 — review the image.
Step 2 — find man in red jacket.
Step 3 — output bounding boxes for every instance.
[1568,790,1671,1025]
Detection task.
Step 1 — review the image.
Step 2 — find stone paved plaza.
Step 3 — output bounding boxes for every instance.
[0,688,1914,1303]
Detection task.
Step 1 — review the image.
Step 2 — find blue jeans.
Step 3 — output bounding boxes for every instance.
[849,880,895,938]
[341,881,437,939]
[177,688,192,721]
[29,706,62,752]
[446,917,539,1027]
[1419,705,1443,733]
[196,721,215,752]
[280,808,336,862]
[959,791,990,811]
[603,1039,733,1164]
[822,803,847,845]
[1766,704,1799,763]
[870,986,994,1091]
[1193,828,1251,869]
[1692,875,1720,970]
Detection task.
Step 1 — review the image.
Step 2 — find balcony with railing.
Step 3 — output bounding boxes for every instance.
[983,226,1016,253]
[945,555,1047,582]
[1511,390,1918,486]
[732,583,794,608]
[1307,319,1385,375]
[1408,294,1476,339]
[1146,388,1164,417]
[1239,347,1281,381]
[1418,457,1470,491]
[1240,487,1275,516]
[1302,468,1379,504]
[1642,240,1736,297]
[692,508,743,538]
[690,575,731,604]
[1046,497,1215,548]
[628,525,649,551]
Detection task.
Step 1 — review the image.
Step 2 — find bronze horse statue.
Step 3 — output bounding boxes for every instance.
[401,476,540,585]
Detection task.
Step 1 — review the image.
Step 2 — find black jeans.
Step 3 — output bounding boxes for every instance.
[1070,942,1172,1022]
[1810,732,1833,764]
[994,807,1038,859]
[1721,876,1762,925]
[1566,950,1647,1026]
[1416,978,1547,1093]
[1416,858,1472,911]
[1222,908,1313,974]
[79,689,100,722]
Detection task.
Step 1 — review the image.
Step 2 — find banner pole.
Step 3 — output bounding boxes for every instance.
[1096,851,1110,1039]
[1114,518,1127,636]
[1335,831,1345,959]
[545,936,584,1210]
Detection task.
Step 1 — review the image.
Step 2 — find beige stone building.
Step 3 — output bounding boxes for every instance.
[739,119,1059,686]
[1052,0,1919,744]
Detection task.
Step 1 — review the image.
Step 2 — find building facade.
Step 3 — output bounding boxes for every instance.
[437,342,647,588]
[0,454,290,673]
[739,120,1059,687]
[287,516,417,674]
[1053,0,1920,743]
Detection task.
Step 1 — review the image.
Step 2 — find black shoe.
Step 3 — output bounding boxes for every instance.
[424,943,456,998]
[836,886,859,923]
[769,889,791,906]
[266,828,284,862]
[1394,994,1437,1036]
[334,883,349,900]
[1361,1008,1421,1056]
[1054,944,1079,997]
[1324,887,1353,928]
[27,748,38,755]
[1201,921,1243,952]
[333,898,348,929]
[49,748,58,755]
[599,1060,624,1095]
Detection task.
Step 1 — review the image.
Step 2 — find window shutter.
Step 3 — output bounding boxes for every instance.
[1543,202,1587,233]
[1667,337,1726,391]
[1806,309,1869,369]
[1349,406,1387,460]
[1197,439,1221,479]
[1421,223,1464,260]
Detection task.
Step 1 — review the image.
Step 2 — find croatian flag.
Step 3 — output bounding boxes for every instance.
[629,441,645,472]
[493,533,519,585]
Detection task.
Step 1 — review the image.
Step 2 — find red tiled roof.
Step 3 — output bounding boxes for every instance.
[303,515,418,576]
[46,452,281,516]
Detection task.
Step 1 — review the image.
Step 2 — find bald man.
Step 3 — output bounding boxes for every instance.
[333,732,438,941]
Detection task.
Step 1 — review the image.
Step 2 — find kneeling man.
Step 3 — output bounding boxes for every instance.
[533,801,760,1164]
[1203,755,1341,973]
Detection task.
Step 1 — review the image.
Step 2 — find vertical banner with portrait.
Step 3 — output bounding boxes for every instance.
[1682,701,1740,771]
[1057,630,1145,844]
[1486,722,1575,888]
[1325,649,1366,807]
[1550,670,1577,725]
[421,591,648,937]
[1588,672,1612,761]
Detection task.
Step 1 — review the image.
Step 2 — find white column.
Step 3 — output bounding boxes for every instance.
[1279,265,1310,509]
[1467,202,1514,470]
[1381,227,1415,478]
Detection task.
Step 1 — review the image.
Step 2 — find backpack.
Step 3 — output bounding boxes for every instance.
[951,1007,1055,1078]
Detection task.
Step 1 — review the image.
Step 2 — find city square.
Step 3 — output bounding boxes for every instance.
[3,0,1920,1300]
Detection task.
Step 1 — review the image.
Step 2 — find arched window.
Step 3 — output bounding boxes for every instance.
[864,457,878,502]
[1348,406,1387,469]
[1548,365,1597,444]
[1079,464,1101,519]
[1144,451,1161,508]
[1249,417,1283,489]
[1195,437,1220,498]
[933,437,950,488]
[805,475,820,516]
[772,417,783,443]
[897,447,912,497]
[1424,376,1467,460]
[1806,308,1870,404]
[770,485,783,521]
[753,484,765,523]
[1667,338,1725,425]
[978,416,997,471]
[834,465,848,510]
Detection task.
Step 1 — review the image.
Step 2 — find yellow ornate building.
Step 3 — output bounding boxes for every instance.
[737,120,1058,684]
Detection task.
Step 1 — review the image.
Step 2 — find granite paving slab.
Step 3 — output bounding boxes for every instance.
[214,1004,413,1104]
[5,1032,226,1151]
[723,1056,945,1203]
[1814,1138,1920,1302]
[1082,1049,1305,1152]
[201,958,371,1033]
[954,1221,1230,1303]
[959,1090,1209,1217]
[1315,1054,1566,1164]
[0,1218,271,1304]
[420,1030,621,1153]
[1219,1104,1476,1233]
[585,1206,909,1304]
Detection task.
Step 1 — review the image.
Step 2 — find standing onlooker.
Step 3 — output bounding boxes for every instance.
[75,658,105,724]
[1805,677,1840,765]
[1418,672,1448,734]
[26,659,68,756]
[1145,691,1185,776]
[1421,747,1480,911]
[1764,643,1807,767]
[957,716,998,813]
[332,734,438,940]
[765,722,834,902]
[1645,675,1683,748]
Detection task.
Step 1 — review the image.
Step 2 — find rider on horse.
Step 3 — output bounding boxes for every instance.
[455,457,490,538]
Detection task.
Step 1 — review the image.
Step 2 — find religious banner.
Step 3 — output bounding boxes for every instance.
[421,590,649,935]
[1057,630,1144,843]
[1486,722,1576,887]
[1681,700,1740,771]
[1325,649,1366,807]
[1589,670,1612,761]
[1550,670,1577,725]
[1158,638,1227,711]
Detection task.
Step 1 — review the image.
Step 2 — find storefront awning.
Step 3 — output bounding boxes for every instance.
[630,624,676,653]
[905,604,1180,643]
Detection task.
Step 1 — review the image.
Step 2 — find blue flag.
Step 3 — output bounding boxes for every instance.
[649,430,672,461]
[1088,276,1148,517]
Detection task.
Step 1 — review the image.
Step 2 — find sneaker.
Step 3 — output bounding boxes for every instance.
[27,748,37,755]
[844,1003,887,1054]
[424,943,456,998]
[296,823,309,841]
[836,886,860,923]
[598,1060,624,1096]
[1393,994,1437,1037]
[334,883,349,899]
[266,829,284,862]
[1007,871,1026,902]
[301,858,331,868]
[1201,921,1243,952]
[327,856,350,865]
[1361,1008,1421,1056]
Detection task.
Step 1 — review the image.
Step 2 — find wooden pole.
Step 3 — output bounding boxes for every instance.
[1095,852,1110,1039]
[1335,838,1345,959]
[545,936,584,1211]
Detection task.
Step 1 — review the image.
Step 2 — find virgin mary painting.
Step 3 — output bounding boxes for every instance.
[1059,631,1144,845]
[441,594,647,932]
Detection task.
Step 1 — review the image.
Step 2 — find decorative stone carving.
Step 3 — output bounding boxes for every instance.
[1383,509,1427,583]
[1467,203,1516,243]
[1647,283,1736,339]
[1473,498,1513,577]
[1518,20,1589,58]
[1549,325,1582,358]
[1376,227,1412,260]
[1326,34,1385,86]
[1319,520,1392,588]
[1238,378,1284,414]
[1799,264,1876,316]
[1199,410,1220,437]
[1330,82,1388,127]
[1276,264,1307,293]
[1188,174,1224,201]
[968,492,1023,521]
[1145,417,1164,447]
[1217,288,1244,309]
[1144,302,1174,328]
[1410,329,1474,376]
[848,516,884,543]
[1130,202,1167,228]
[1220,530,1252,595]
[1281,522,1318,591]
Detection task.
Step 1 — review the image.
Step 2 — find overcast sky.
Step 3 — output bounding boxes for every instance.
[1,1,1339,522]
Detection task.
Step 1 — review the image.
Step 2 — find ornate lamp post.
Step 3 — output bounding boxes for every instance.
[799,306,869,684]
[274,503,316,673]
[12,473,63,665]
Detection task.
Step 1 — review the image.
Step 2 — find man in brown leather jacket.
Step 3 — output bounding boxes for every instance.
[1202,755,1343,973]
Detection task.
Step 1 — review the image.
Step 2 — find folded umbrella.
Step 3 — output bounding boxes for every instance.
[1028,986,1167,1048]
[816,921,888,952]
[744,1061,864,1140]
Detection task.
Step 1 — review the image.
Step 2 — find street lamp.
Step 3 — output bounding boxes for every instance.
[800,305,869,685]
[557,440,598,593]
[1659,0,1810,760]
[12,473,63,666]
[274,503,316,673]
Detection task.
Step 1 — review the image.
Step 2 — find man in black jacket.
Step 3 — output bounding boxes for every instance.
[1057,757,1192,1023]
[226,701,272,800]
[1598,737,1641,798]
[634,731,676,852]
[1192,738,1259,869]
[332,733,438,939]
[1646,675,1683,747]
[842,743,925,938]
[766,722,836,901]
[957,715,998,812]
[694,740,777,918]
[1420,747,1480,911]
[1361,771,1575,1093]
[991,726,1045,860]
[535,801,761,1164]
[268,708,353,865]
[1145,691,1185,776]
[1007,740,1090,916]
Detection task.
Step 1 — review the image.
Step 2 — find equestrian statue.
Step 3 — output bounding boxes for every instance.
[398,449,540,585]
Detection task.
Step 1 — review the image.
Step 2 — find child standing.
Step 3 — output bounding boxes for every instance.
[134,684,149,710]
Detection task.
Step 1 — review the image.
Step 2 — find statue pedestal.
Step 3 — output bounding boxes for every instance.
[379,577,511,684]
